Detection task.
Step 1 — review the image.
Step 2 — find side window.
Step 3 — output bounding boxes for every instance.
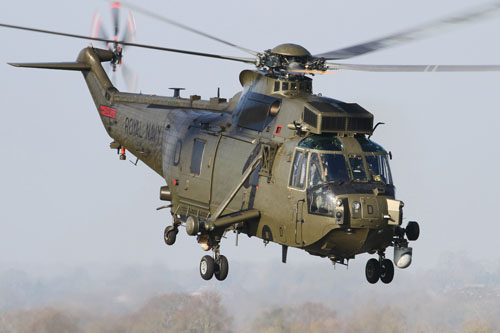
[190,139,206,175]
[308,153,323,188]
[289,150,309,189]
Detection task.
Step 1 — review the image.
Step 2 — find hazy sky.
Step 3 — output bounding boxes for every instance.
[0,0,499,281]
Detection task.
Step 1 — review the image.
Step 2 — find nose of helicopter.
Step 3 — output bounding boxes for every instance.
[344,194,401,229]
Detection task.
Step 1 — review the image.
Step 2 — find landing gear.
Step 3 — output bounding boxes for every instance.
[365,258,380,284]
[199,246,230,281]
[200,255,215,280]
[380,258,394,284]
[365,253,395,284]
[215,255,229,281]
[164,225,178,245]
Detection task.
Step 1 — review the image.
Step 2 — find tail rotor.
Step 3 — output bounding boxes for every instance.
[90,1,137,91]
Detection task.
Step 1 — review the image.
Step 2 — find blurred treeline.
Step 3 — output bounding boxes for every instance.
[0,291,496,333]
[1,253,500,332]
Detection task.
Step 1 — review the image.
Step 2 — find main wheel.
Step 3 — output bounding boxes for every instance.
[200,255,215,280]
[164,226,178,245]
[215,255,229,281]
[365,258,380,284]
[406,221,420,241]
[380,259,395,284]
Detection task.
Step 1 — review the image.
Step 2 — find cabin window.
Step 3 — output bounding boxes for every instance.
[366,155,393,184]
[291,82,297,90]
[282,82,289,90]
[289,150,308,189]
[274,81,280,92]
[307,152,351,187]
[356,136,386,152]
[349,155,367,181]
[299,134,343,151]
[308,153,323,188]
[307,184,335,217]
[190,139,206,175]
[321,154,350,183]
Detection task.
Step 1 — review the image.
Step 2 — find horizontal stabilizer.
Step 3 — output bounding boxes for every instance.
[8,62,91,71]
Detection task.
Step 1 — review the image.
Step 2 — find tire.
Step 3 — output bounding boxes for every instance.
[406,221,420,241]
[215,255,229,281]
[164,226,177,245]
[380,259,394,284]
[365,258,380,284]
[200,255,215,280]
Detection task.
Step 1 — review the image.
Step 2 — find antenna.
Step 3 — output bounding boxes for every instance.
[169,87,185,98]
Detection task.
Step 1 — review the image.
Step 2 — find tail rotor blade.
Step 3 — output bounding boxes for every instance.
[122,63,138,92]
[120,10,136,50]
[110,1,121,38]
[90,11,110,49]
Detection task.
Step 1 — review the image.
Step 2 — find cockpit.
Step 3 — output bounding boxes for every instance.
[289,134,394,218]
[291,135,393,186]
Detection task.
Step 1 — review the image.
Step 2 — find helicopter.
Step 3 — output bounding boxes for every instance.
[1,1,500,284]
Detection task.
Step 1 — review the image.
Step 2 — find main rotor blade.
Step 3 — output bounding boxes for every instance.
[315,1,500,60]
[327,63,500,72]
[0,23,256,64]
[119,0,258,56]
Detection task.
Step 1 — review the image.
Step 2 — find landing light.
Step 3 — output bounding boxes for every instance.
[352,201,361,211]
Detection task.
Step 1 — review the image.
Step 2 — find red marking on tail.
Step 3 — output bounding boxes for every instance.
[100,105,117,119]
[110,2,121,8]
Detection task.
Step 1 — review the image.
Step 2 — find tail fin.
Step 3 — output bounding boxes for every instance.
[9,47,117,108]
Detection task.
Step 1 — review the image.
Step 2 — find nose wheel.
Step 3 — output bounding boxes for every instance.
[365,253,395,284]
[164,225,178,245]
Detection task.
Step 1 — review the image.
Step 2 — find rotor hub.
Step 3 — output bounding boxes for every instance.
[256,43,327,76]
[271,43,311,57]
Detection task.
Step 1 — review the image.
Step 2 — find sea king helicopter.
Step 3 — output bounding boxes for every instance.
[2,1,500,284]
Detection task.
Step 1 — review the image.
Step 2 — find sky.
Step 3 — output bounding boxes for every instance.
[0,0,499,283]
